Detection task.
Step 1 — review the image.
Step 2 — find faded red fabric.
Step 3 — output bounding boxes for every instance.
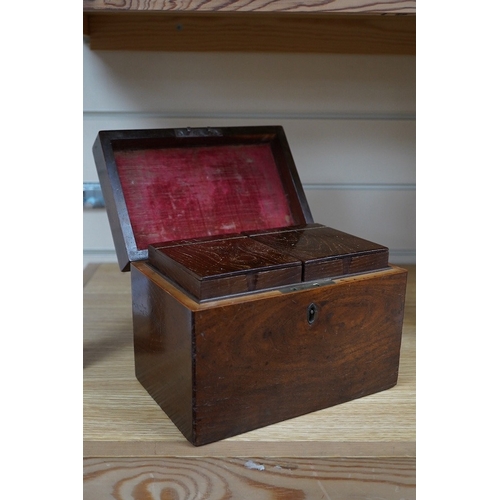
[114,143,296,250]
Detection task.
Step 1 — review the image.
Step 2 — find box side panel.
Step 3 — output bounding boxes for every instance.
[131,265,194,443]
[192,269,407,446]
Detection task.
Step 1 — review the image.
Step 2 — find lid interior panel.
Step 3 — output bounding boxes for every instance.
[93,126,314,271]
[114,143,298,250]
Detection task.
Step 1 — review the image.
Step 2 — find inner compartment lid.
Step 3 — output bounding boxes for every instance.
[249,224,389,281]
[149,235,302,300]
[93,126,313,271]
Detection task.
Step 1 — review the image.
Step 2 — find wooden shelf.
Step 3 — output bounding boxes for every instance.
[83,1,416,54]
[83,263,415,496]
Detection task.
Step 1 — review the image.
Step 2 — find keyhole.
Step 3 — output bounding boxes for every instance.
[307,303,317,324]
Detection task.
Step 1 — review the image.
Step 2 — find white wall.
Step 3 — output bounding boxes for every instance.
[83,43,415,268]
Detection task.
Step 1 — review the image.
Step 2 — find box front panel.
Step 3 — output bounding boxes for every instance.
[193,269,407,445]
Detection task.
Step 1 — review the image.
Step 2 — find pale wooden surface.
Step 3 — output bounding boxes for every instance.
[84,457,416,499]
[83,263,415,498]
[83,0,416,14]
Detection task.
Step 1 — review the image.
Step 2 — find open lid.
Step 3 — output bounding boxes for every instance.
[93,126,313,271]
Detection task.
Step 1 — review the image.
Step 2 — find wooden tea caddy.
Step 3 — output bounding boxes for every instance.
[93,126,407,447]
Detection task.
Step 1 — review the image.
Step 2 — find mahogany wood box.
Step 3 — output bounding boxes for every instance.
[93,126,407,446]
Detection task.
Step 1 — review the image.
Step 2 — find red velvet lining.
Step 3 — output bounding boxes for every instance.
[114,143,296,250]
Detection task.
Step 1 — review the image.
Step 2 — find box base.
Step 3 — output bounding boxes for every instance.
[132,262,407,446]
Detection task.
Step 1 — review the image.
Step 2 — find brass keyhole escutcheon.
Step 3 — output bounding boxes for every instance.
[307,303,318,324]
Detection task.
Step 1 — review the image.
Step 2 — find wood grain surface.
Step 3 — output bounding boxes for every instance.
[84,457,416,500]
[83,0,416,14]
[149,236,302,299]
[251,225,389,281]
[84,12,416,54]
[190,267,406,445]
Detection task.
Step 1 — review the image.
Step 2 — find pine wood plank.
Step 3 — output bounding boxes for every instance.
[83,0,416,14]
[84,12,415,54]
[83,263,415,457]
[83,457,416,500]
